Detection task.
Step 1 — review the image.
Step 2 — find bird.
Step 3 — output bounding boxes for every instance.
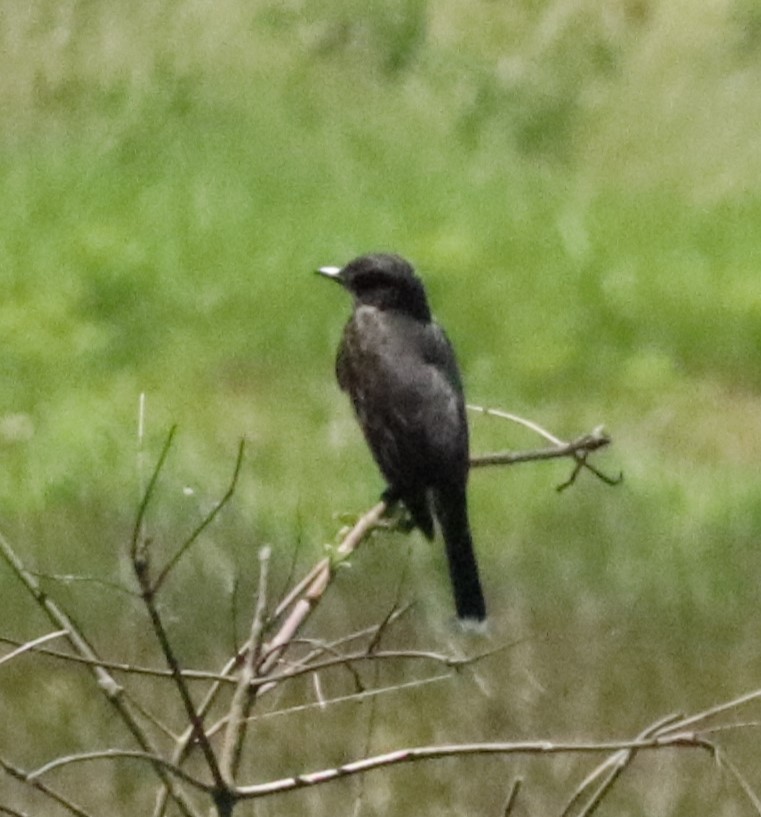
[316,253,486,622]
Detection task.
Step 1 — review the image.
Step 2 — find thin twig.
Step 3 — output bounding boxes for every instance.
[715,747,761,815]
[255,501,388,688]
[129,431,226,798]
[699,720,761,735]
[469,432,611,468]
[1,755,94,817]
[503,777,522,816]
[467,405,565,445]
[27,572,137,596]
[154,439,246,592]
[0,630,67,668]
[0,637,233,682]
[137,564,225,791]
[266,604,414,669]
[562,712,682,817]
[0,804,27,817]
[657,686,761,736]
[366,602,401,655]
[0,530,198,817]
[26,750,214,793]
[130,425,177,563]
[235,732,713,798]
[247,672,452,722]
[243,644,506,690]
[137,392,148,551]
[221,546,272,784]
[153,647,247,817]
[467,404,620,488]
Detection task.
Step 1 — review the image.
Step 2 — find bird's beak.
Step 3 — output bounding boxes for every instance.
[316,265,342,281]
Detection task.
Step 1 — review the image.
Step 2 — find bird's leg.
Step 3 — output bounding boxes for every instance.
[380,488,416,533]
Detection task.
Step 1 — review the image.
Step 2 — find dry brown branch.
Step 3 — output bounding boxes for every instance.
[503,777,523,816]
[657,686,761,735]
[13,729,719,805]
[467,404,620,490]
[148,495,395,815]
[129,428,228,801]
[0,804,27,817]
[138,405,617,813]
[246,672,453,722]
[563,691,761,817]
[713,750,761,816]
[10,412,760,817]
[246,644,503,686]
[130,423,177,565]
[233,731,714,798]
[0,637,231,682]
[470,431,610,468]
[254,500,388,687]
[0,630,67,668]
[26,750,214,793]
[264,604,413,672]
[154,438,246,592]
[0,529,199,817]
[1,755,94,817]
[562,713,682,817]
[152,647,245,817]
[220,545,272,783]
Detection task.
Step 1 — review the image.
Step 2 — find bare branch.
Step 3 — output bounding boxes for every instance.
[466,405,565,445]
[0,630,67,668]
[699,720,761,736]
[237,732,712,799]
[242,644,506,690]
[0,637,232,682]
[130,424,177,564]
[469,431,611,469]
[135,558,225,792]
[714,748,761,815]
[503,777,522,816]
[272,604,414,666]
[562,712,683,817]
[152,646,247,817]
[27,572,137,596]
[255,501,388,689]
[221,545,272,784]
[0,804,27,817]
[26,750,214,794]
[657,686,761,736]
[1,755,94,817]
[467,404,621,488]
[248,672,452,722]
[154,438,246,592]
[0,530,198,817]
[235,732,713,798]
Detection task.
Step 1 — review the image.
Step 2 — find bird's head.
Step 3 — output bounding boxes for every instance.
[316,253,431,322]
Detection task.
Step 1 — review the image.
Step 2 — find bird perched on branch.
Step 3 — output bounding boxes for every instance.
[316,253,486,623]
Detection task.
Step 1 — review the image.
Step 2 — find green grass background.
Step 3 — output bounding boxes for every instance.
[2,1,761,814]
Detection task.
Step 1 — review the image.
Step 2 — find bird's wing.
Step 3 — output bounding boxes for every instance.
[368,318,468,481]
[421,321,465,395]
[336,308,468,487]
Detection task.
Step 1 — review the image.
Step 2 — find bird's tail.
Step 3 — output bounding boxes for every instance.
[433,483,486,622]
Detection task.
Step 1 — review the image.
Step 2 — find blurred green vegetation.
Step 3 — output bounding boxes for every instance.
[2,0,761,814]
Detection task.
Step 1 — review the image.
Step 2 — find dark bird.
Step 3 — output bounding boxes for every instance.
[317,253,486,622]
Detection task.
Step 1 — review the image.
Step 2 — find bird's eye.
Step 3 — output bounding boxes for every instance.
[353,271,389,292]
